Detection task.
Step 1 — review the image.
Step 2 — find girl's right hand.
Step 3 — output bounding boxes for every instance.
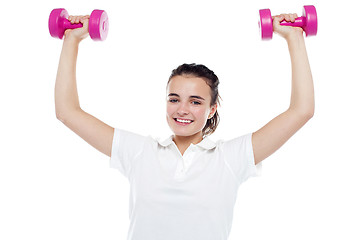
[64,15,90,42]
[272,14,303,41]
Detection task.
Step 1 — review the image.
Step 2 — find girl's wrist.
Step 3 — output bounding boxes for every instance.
[285,30,304,44]
[286,31,306,54]
[63,35,82,46]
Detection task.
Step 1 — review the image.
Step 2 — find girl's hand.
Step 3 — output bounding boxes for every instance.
[64,15,90,42]
[272,13,303,41]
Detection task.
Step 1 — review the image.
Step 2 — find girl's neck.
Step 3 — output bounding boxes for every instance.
[173,133,203,155]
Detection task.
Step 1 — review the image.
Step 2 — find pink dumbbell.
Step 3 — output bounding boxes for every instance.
[49,8,109,41]
[259,5,317,40]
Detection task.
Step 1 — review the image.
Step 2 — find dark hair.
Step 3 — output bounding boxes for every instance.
[168,63,221,136]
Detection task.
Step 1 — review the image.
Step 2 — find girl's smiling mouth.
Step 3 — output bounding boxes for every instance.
[174,118,194,125]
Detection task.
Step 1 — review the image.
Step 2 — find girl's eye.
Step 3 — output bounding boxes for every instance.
[169,99,178,103]
[192,101,201,105]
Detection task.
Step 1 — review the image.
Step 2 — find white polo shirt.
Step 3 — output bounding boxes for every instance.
[110,128,261,240]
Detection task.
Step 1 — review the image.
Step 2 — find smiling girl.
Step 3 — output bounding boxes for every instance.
[54,12,314,240]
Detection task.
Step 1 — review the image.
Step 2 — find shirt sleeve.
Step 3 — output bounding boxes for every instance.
[110,128,147,178]
[221,133,262,186]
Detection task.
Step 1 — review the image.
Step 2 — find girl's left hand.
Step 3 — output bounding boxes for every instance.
[272,14,303,40]
[64,15,90,42]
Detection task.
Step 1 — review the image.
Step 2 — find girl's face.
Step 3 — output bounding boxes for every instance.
[166,75,217,138]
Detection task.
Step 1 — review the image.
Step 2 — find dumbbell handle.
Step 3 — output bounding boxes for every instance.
[62,19,84,30]
[280,17,305,28]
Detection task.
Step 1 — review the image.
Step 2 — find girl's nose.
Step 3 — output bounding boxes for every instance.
[177,103,189,115]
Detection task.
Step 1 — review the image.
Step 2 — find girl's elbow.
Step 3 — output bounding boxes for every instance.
[306,104,315,119]
[302,108,314,122]
[305,111,314,121]
[299,108,314,120]
[56,111,66,124]
[308,109,315,119]
[289,107,314,121]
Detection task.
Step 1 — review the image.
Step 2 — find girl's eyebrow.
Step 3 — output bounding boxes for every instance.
[190,95,205,101]
[168,93,205,101]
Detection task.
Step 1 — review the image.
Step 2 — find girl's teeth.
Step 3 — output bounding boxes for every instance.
[177,119,191,123]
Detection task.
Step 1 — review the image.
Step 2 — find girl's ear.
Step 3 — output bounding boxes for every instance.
[208,103,218,119]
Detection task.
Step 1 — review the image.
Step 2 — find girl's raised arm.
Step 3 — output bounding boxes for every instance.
[252,14,315,165]
[55,15,114,157]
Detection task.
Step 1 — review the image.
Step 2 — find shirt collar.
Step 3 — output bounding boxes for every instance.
[158,136,217,150]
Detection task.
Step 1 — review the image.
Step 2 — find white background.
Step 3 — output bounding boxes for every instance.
[1,0,360,239]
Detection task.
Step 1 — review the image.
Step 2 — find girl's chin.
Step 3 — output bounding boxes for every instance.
[171,128,202,138]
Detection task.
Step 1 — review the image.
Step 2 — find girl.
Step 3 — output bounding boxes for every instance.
[55,12,314,240]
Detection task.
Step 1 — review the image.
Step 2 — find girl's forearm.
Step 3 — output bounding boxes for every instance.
[55,38,81,119]
[287,34,315,117]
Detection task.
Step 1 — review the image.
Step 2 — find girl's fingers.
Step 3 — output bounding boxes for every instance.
[80,15,90,24]
[68,15,78,24]
[68,15,89,24]
[272,15,285,24]
[289,14,295,22]
[278,14,291,22]
[275,13,298,23]
[289,13,298,22]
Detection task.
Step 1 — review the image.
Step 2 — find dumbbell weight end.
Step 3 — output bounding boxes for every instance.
[89,10,109,41]
[302,5,317,37]
[259,9,273,40]
[49,8,69,39]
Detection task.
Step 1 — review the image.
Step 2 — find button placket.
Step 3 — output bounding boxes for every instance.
[182,146,195,172]
[173,144,197,179]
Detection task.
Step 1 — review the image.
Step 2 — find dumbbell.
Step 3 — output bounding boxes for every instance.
[259,5,317,40]
[49,8,109,41]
